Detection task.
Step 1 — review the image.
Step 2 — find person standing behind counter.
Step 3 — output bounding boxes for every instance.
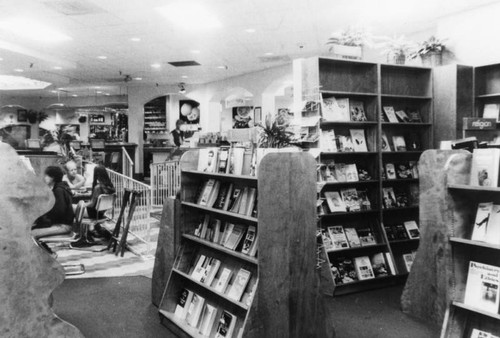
[171,119,185,147]
[63,160,86,190]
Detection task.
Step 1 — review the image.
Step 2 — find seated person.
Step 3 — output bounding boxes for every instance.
[63,160,86,190]
[32,166,75,239]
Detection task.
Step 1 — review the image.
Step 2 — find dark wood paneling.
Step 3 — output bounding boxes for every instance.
[319,59,377,93]
[381,66,432,97]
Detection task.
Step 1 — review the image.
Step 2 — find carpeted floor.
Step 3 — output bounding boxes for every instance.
[53,276,440,338]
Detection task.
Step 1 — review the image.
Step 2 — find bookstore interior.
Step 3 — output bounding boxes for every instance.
[5,1,500,338]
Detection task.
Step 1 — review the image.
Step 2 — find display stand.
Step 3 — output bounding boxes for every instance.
[158,150,332,337]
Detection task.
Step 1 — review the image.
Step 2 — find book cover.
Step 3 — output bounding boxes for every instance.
[409,161,419,178]
[394,188,410,207]
[394,224,409,240]
[403,221,420,239]
[345,163,359,182]
[470,149,500,187]
[383,106,399,123]
[483,103,500,121]
[174,288,194,320]
[206,180,221,208]
[237,187,249,215]
[395,162,412,179]
[213,182,231,209]
[381,133,392,152]
[212,220,222,244]
[245,188,257,216]
[382,187,397,209]
[470,328,492,338]
[408,110,422,123]
[357,227,377,246]
[241,225,257,255]
[338,135,355,152]
[220,223,234,246]
[199,215,211,239]
[198,148,218,173]
[385,163,397,180]
[350,100,367,122]
[472,202,493,242]
[324,191,347,213]
[344,227,361,247]
[214,268,233,293]
[186,293,206,328]
[327,225,350,250]
[217,147,230,173]
[384,225,396,241]
[392,135,407,151]
[350,129,368,152]
[228,147,245,175]
[222,184,234,211]
[357,166,372,181]
[191,255,208,281]
[464,261,500,314]
[320,129,338,152]
[331,257,358,284]
[405,133,421,151]
[402,253,414,273]
[322,97,350,122]
[340,188,360,212]
[385,252,397,275]
[395,110,410,122]
[214,311,237,338]
[228,188,242,213]
[334,163,347,182]
[321,229,335,251]
[198,179,216,206]
[370,253,389,277]
[487,204,500,245]
[357,189,371,210]
[354,256,375,280]
[202,258,221,286]
[227,268,251,302]
[223,224,246,250]
[198,303,218,336]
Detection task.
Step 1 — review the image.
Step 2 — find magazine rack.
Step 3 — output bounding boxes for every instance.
[158,150,332,337]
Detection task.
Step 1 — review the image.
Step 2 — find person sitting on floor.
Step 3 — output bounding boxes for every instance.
[32,166,75,240]
[63,160,86,190]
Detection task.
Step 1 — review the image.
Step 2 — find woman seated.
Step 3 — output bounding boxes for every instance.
[71,165,115,248]
[32,166,75,239]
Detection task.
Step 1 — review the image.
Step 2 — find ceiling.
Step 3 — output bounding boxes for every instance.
[0,0,497,98]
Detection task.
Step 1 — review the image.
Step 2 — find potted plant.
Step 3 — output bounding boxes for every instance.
[410,36,447,67]
[378,36,417,65]
[326,27,370,60]
[257,113,294,149]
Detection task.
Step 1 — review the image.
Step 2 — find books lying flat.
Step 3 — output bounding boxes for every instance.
[327,226,349,250]
[227,268,251,302]
[354,256,375,280]
[214,310,237,338]
[174,288,194,321]
[470,149,500,187]
[464,261,500,314]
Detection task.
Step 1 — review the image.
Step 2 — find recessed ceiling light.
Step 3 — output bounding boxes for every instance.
[191,50,200,54]
[217,65,227,69]
[157,3,222,30]
[130,37,141,42]
[96,91,102,94]
[264,52,274,56]
[245,28,256,33]
[0,57,3,61]
[51,90,57,93]
[53,66,62,70]
[104,93,110,96]
[181,75,188,78]
[134,77,142,81]
[57,87,63,90]
[95,86,101,89]
[0,18,72,43]
[14,68,23,72]
[151,63,161,68]
[97,56,107,59]
[72,94,78,97]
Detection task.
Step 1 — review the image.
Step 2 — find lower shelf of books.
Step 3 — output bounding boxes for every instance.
[334,275,407,296]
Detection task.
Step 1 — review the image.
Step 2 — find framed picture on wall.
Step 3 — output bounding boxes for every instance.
[232,106,254,129]
[254,107,262,124]
[17,109,27,122]
[89,114,105,124]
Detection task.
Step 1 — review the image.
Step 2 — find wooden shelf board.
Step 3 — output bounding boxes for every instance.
[389,239,420,245]
[183,234,258,265]
[382,178,420,183]
[320,121,378,127]
[380,63,432,70]
[159,309,206,338]
[382,151,424,156]
[181,170,258,183]
[319,180,379,187]
[452,302,500,320]
[172,268,249,311]
[321,210,379,218]
[320,151,378,156]
[448,183,500,193]
[318,56,378,66]
[381,94,432,99]
[381,122,432,127]
[319,90,378,97]
[450,237,500,250]
[326,243,387,254]
[334,275,403,296]
[181,202,258,224]
[382,206,419,213]
[477,93,500,98]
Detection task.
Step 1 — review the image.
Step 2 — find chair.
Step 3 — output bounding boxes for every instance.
[82,193,116,227]
[38,200,85,244]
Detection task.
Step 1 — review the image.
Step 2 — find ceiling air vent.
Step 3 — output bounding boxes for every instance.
[43,0,105,16]
[168,61,201,67]
[258,55,291,63]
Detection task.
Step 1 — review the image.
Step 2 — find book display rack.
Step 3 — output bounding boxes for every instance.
[295,57,434,295]
[158,149,329,337]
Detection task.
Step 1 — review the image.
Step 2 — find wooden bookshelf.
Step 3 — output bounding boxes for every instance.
[159,150,330,337]
[294,56,433,295]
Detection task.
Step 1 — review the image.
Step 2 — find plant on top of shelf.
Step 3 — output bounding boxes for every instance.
[377,35,417,65]
[256,113,294,148]
[409,36,447,67]
[326,26,372,60]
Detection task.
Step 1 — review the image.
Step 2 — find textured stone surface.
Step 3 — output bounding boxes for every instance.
[401,150,469,327]
[0,143,83,338]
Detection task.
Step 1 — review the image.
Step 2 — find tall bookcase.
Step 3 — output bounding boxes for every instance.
[294,57,434,295]
[158,150,331,337]
[441,152,500,337]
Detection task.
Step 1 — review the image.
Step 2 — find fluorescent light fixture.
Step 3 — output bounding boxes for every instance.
[245,28,256,33]
[181,75,188,78]
[96,91,102,94]
[0,18,72,43]
[14,68,23,72]
[0,57,3,61]
[157,3,222,30]
[95,86,101,89]
[134,77,142,80]
[151,63,161,68]
[97,56,107,59]
[72,94,78,97]
[191,50,200,54]
[51,90,57,93]
[53,66,62,70]
[0,75,51,90]
[130,37,141,42]
[104,93,110,96]
[217,65,227,69]
[264,52,274,56]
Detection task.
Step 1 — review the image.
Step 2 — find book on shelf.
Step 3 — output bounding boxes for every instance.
[214,183,232,210]
[196,215,211,239]
[198,179,216,206]
[408,110,422,123]
[340,188,361,212]
[486,204,500,245]
[381,133,392,152]
[217,147,230,174]
[174,288,195,321]
[394,224,409,240]
[198,303,218,336]
[383,106,399,123]
[470,149,500,187]
[227,268,251,302]
[214,268,233,293]
[350,100,367,122]
[321,229,335,251]
[395,110,410,123]
[385,253,396,275]
[384,225,396,241]
[320,130,338,152]
[472,202,493,242]
[370,253,389,277]
[464,261,500,314]
[186,293,206,328]
[483,103,500,122]
[382,187,397,209]
[357,166,372,181]
[354,256,375,280]
[385,163,397,180]
[357,227,377,246]
[201,257,221,286]
[227,188,242,213]
[242,188,257,216]
[207,181,221,208]
[395,162,413,179]
[214,310,237,338]
[357,190,371,210]
[228,147,245,176]
[334,163,347,182]
[470,328,497,338]
[198,148,219,173]
[220,223,234,247]
[223,224,246,250]
[191,254,209,282]
[403,220,420,239]
[409,184,419,206]
[345,164,359,182]
[394,188,410,208]
[338,135,355,152]
[392,136,407,152]
[212,219,223,244]
[237,187,249,215]
[344,227,361,247]
[331,257,358,284]
[241,225,257,256]
[350,129,368,152]
[322,97,350,122]
[409,161,419,178]
[327,226,350,250]
[405,133,421,151]
[402,253,415,273]
[324,191,347,213]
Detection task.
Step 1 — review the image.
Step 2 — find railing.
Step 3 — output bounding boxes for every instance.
[150,161,181,208]
[106,169,152,250]
[122,146,134,178]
